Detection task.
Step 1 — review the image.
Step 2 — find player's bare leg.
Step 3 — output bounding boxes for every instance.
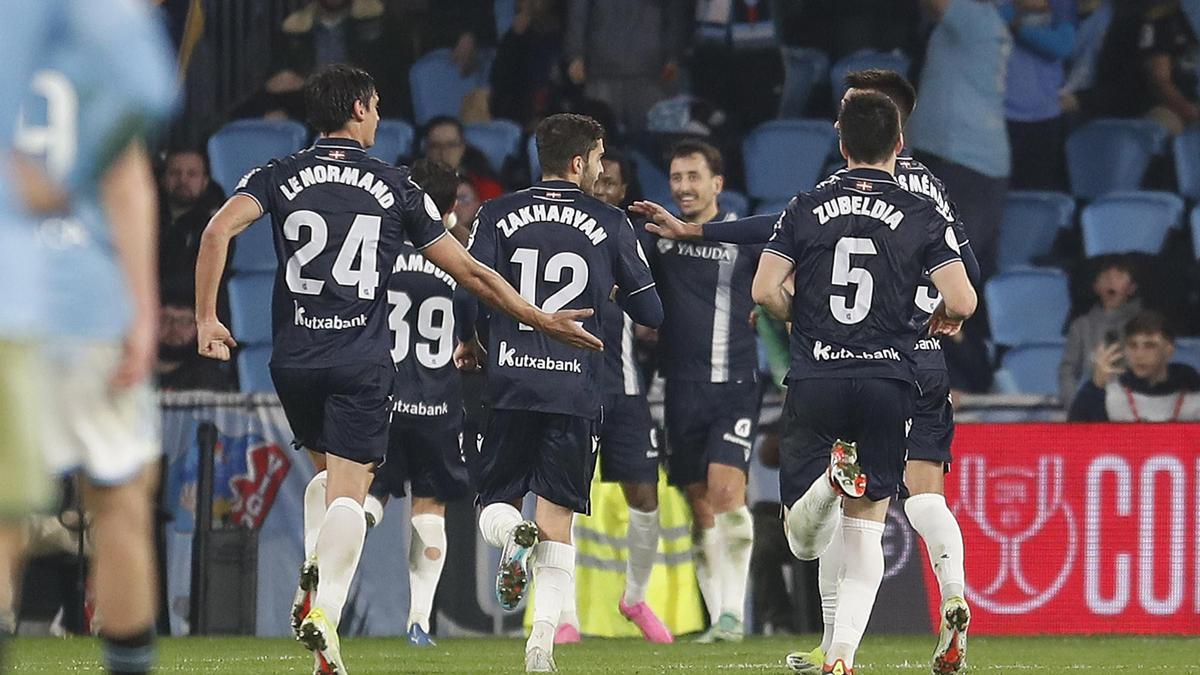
[406,497,447,646]
[904,460,968,674]
[613,481,672,643]
[685,483,721,629]
[298,454,372,675]
[699,463,752,643]
[81,465,159,675]
[524,498,575,672]
[823,494,888,675]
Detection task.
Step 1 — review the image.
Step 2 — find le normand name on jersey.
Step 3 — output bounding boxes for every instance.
[277,164,396,209]
[497,203,607,245]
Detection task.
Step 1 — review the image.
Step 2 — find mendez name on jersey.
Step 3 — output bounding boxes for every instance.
[389,243,462,424]
[467,180,656,419]
[236,138,448,369]
[765,168,962,383]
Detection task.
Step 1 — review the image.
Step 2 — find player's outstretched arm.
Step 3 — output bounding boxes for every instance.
[422,235,604,351]
[927,261,977,337]
[629,200,702,240]
[195,194,260,361]
[752,252,796,321]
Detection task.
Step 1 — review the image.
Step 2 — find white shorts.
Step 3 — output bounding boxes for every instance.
[43,341,161,485]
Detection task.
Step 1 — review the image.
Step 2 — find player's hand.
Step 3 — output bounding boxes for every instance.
[1091,342,1125,388]
[630,201,702,241]
[110,311,157,390]
[568,58,586,85]
[454,339,485,372]
[748,308,759,329]
[925,302,965,338]
[198,318,237,362]
[11,154,69,214]
[535,309,603,351]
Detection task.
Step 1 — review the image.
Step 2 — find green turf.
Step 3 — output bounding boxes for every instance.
[7,634,1200,673]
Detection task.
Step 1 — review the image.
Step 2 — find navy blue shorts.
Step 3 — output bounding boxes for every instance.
[907,369,955,467]
[663,379,761,487]
[270,362,393,465]
[370,414,471,502]
[778,377,914,505]
[598,394,660,484]
[474,409,598,514]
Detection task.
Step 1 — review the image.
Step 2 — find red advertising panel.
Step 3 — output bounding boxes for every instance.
[929,424,1200,634]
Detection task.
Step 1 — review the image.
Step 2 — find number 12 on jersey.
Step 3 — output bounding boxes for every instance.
[510,247,589,330]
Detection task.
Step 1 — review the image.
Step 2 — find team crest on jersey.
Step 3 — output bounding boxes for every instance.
[854,181,874,192]
[424,193,441,222]
[328,149,346,160]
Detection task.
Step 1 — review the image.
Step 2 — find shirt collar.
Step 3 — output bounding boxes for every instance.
[534,179,581,191]
[314,137,366,154]
[842,167,898,185]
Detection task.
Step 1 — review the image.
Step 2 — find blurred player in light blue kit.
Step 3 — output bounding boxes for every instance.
[2,1,176,672]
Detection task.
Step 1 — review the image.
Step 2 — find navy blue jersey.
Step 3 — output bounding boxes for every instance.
[467,180,656,418]
[766,168,962,383]
[600,297,643,397]
[646,212,762,384]
[236,138,448,369]
[388,242,461,424]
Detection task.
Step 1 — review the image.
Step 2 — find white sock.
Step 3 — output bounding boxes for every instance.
[714,506,753,622]
[407,513,446,632]
[828,517,885,668]
[479,502,523,549]
[303,471,327,558]
[558,572,579,628]
[785,474,841,560]
[313,496,368,626]
[364,494,385,528]
[694,526,722,623]
[527,541,575,655]
[818,510,844,654]
[623,507,660,605]
[905,494,966,602]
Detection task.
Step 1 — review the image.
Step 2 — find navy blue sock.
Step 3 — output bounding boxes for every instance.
[101,627,155,675]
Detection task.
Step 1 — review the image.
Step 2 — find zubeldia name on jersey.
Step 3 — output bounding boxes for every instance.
[812,195,906,229]
[495,203,608,244]
[266,164,396,208]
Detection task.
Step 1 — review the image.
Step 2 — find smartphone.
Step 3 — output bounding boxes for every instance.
[1104,330,1125,369]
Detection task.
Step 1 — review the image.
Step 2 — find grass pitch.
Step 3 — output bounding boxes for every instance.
[7,634,1200,673]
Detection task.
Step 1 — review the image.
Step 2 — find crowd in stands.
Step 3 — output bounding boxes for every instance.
[153,0,1200,419]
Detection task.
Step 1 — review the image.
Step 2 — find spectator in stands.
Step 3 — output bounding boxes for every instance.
[157,293,236,391]
[421,116,505,201]
[426,0,497,76]
[158,148,225,294]
[906,0,1012,280]
[1068,310,1200,421]
[1002,0,1077,191]
[691,0,784,132]
[490,0,566,131]
[1059,257,1144,407]
[452,176,482,244]
[565,0,689,135]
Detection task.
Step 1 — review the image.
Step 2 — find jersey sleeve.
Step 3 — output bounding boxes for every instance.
[614,216,656,298]
[922,204,964,275]
[702,213,778,244]
[396,175,449,250]
[466,203,498,269]
[233,162,275,216]
[763,197,801,264]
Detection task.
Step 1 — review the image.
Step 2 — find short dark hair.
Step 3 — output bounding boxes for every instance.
[535,113,604,177]
[843,69,917,124]
[409,159,459,217]
[601,148,632,186]
[304,64,376,134]
[1095,254,1135,279]
[669,139,724,177]
[1125,310,1174,343]
[422,115,464,142]
[838,91,901,165]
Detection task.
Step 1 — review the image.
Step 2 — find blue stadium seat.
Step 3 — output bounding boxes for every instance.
[237,344,274,394]
[997,191,1075,270]
[718,190,750,217]
[408,48,493,126]
[527,134,540,181]
[828,49,911,110]
[1173,127,1200,201]
[494,0,516,36]
[465,119,523,173]
[742,120,837,202]
[1174,338,1200,371]
[368,119,414,164]
[1080,191,1184,257]
[754,198,792,216]
[230,217,276,272]
[1065,119,1166,199]
[994,341,1066,396]
[985,269,1070,346]
[1191,206,1200,260]
[207,119,309,194]
[779,47,830,118]
[631,150,672,205]
[227,272,273,344]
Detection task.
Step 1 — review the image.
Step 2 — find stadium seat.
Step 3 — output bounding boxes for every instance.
[985,269,1070,346]
[1173,126,1200,201]
[230,217,276,272]
[464,119,523,173]
[1065,119,1167,199]
[236,344,274,394]
[1079,191,1184,257]
[408,48,493,126]
[206,119,309,194]
[779,47,830,118]
[227,272,273,344]
[631,150,672,205]
[527,134,540,181]
[994,341,1066,396]
[367,119,414,164]
[754,198,792,216]
[828,49,911,110]
[1174,338,1200,371]
[718,190,749,217]
[1191,206,1200,260]
[742,120,837,202]
[494,0,516,36]
[997,191,1075,270]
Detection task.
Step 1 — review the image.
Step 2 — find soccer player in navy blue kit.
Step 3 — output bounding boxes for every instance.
[752,91,976,675]
[456,113,662,672]
[642,140,760,641]
[195,67,600,674]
